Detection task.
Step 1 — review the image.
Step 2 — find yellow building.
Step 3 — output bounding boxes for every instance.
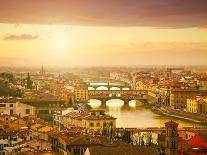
[68,76,82,86]
[74,84,89,102]
[135,81,148,90]
[0,114,12,127]
[9,118,26,128]
[50,81,64,90]
[186,96,207,114]
[30,123,53,132]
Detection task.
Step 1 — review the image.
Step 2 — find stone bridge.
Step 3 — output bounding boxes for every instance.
[115,127,207,135]
[87,83,131,90]
[88,90,148,104]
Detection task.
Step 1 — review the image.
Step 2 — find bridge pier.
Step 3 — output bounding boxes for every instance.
[124,99,129,104]
[101,99,106,104]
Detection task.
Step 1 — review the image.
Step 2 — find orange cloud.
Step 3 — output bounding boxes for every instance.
[3,34,38,40]
[0,0,207,28]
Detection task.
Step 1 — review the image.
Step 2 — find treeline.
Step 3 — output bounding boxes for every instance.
[0,72,23,97]
[0,72,15,83]
[0,82,22,97]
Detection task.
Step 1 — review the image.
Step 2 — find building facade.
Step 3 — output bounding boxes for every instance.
[74,84,89,102]
[186,96,207,114]
[0,101,36,117]
[170,89,207,110]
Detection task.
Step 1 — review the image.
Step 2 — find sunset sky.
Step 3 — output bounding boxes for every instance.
[0,0,207,66]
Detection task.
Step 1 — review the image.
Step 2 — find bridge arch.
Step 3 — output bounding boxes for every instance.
[110,87,121,90]
[96,86,109,90]
[89,97,132,104]
[105,98,131,104]
[88,86,95,90]
[122,87,130,90]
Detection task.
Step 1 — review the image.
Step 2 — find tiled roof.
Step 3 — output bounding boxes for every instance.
[83,115,116,120]
[188,133,207,149]
[86,146,159,155]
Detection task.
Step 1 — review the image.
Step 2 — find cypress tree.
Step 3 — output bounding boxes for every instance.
[26,72,33,89]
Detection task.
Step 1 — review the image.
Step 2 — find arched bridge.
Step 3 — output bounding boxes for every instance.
[88,90,148,104]
[87,83,131,90]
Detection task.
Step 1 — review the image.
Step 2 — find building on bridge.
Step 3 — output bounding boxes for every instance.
[88,90,148,104]
[87,83,131,90]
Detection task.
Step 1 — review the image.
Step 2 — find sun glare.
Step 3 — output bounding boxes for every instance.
[54,40,67,51]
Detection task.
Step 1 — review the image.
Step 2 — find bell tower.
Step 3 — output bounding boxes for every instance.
[165,120,178,155]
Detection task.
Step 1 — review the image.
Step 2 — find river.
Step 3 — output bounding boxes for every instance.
[88,83,203,128]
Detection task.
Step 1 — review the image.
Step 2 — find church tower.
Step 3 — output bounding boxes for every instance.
[165,120,178,155]
[40,65,45,75]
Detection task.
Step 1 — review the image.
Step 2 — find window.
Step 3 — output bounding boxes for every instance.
[0,104,6,107]
[74,149,80,154]
[97,122,100,127]
[25,109,30,114]
[10,110,13,115]
[4,144,8,147]
[10,104,13,107]
[90,123,94,127]
[171,141,174,148]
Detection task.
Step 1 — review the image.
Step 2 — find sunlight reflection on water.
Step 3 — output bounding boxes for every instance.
[88,99,201,128]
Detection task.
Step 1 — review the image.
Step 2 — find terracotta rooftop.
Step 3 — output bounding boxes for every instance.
[86,146,159,155]
[83,115,116,120]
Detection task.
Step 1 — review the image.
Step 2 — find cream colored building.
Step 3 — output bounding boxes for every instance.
[0,101,36,117]
[61,111,89,128]
[61,110,116,135]
[82,110,116,134]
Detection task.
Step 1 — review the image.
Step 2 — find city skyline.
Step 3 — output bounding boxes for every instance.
[0,0,207,66]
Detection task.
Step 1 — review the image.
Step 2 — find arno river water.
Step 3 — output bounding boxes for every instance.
[88,83,203,128]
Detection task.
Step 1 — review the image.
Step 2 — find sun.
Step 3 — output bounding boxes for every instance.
[54,40,67,51]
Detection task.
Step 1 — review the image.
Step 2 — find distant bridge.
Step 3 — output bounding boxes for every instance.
[87,83,131,90]
[115,127,207,135]
[88,90,148,104]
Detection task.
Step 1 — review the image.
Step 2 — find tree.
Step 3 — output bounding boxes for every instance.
[0,72,14,83]
[26,72,33,89]
[68,98,73,107]
[13,88,23,97]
